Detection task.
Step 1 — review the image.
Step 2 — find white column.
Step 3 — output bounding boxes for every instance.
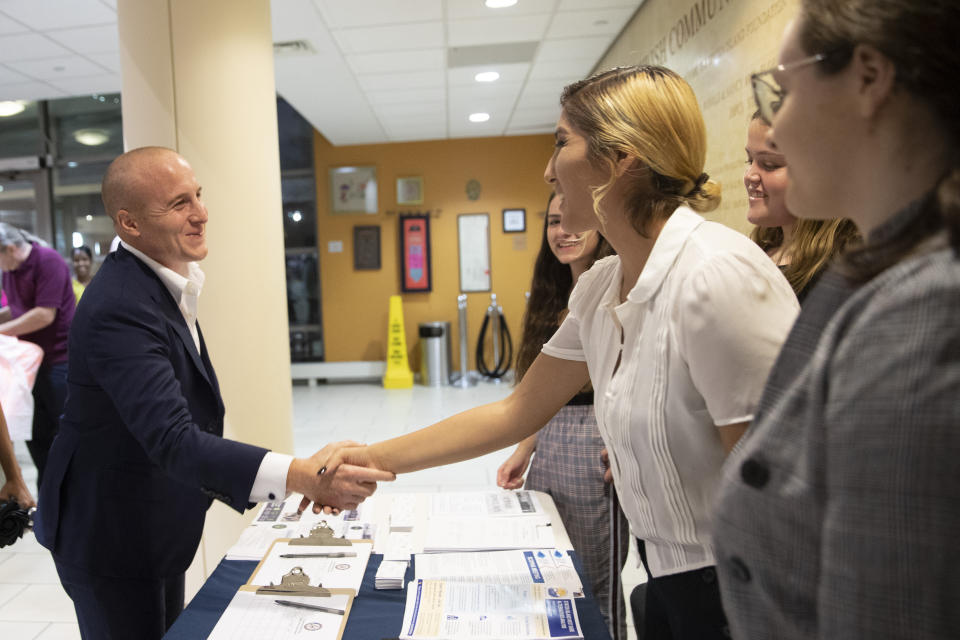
[117,0,294,597]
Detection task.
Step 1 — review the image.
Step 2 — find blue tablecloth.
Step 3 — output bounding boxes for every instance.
[165,553,612,640]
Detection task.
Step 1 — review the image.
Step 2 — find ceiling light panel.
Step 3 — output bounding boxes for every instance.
[447,62,529,86]
[546,7,636,38]
[447,0,556,19]
[0,33,72,61]
[0,0,116,30]
[0,82,65,102]
[314,0,442,29]
[4,55,104,80]
[558,0,641,9]
[366,87,445,106]
[536,37,612,62]
[357,69,445,92]
[447,15,551,47]
[332,22,444,54]
[346,49,444,75]
[46,24,119,54]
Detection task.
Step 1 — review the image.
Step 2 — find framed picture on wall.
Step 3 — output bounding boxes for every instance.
[353,225,381,270]
[400,214,431,292]
[457,213,491,293]
[396,176,423,205]
[329,165,377,214]
[502,208,526,233]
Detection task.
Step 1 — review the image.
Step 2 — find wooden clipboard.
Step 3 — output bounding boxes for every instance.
[237,584,355,640]
[245,537,374,590]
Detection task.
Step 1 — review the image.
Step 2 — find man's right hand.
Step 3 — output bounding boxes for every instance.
[287,441,395,513]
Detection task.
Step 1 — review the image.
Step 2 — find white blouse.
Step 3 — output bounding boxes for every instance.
[542,206,798,577]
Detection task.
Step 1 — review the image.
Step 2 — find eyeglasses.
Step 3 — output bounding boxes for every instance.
[750,53,828,125]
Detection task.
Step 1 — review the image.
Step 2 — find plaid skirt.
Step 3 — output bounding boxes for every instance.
[525,403,630,640]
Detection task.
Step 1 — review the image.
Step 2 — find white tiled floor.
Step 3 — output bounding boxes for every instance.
[0,380,641,639]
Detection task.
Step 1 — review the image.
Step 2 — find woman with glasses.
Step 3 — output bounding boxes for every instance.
[744,112,857,303]
[715,1,960,638]
[320,66,799,640]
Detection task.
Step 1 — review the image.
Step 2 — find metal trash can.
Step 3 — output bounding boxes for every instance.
[419,321,452,386]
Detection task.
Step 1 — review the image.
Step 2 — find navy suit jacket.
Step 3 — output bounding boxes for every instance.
[36,246,268,579]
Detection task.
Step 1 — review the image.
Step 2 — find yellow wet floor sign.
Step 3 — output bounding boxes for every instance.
[383,295,413,389]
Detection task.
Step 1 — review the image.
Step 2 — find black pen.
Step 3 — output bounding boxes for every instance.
[279,552,357,558]
[274,599,345,615]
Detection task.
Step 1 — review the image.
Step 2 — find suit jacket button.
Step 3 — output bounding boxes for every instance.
[728,556,751,583]
[740,457,770,489]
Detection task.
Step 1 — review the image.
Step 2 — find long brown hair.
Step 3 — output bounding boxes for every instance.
[751,219,859,294]
[515,193,613,382]
[799,0,960,280]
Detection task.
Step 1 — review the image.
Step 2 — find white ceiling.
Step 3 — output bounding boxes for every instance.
[0,0,642,146]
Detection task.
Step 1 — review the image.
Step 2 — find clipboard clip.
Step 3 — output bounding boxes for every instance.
[289,521,352,547]
[256,566,332,597]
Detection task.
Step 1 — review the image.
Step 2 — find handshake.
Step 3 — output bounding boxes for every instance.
[286,441,392,514]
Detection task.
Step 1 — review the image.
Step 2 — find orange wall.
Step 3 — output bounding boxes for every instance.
[314,132,556,371]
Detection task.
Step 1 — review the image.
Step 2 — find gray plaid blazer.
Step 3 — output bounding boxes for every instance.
[713,234,960,639]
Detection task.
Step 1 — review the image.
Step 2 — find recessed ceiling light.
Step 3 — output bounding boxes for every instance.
[73,129,110,146]
[85,214,93,221]
[469,112,490,123]
[0,101,26,117]
[485,0,517,7]
[475,71,500,83]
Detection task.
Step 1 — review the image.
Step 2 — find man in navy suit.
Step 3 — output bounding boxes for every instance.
[35,147,394,639]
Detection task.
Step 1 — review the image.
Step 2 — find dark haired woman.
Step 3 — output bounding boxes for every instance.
[71,245,93,304]
[744,112,858,302]
[715,1,960,637]
[496,192,626,637]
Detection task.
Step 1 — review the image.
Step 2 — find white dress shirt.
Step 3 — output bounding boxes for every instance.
[121,241,291,503]
[542,207,798,577]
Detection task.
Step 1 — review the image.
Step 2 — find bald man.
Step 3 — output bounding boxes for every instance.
[35,147,393,639]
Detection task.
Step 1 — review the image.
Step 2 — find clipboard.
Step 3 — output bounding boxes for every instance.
[246,537,373,593]
[207,581,355,640]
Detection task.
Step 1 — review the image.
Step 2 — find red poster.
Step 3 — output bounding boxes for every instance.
[401,215,431,292]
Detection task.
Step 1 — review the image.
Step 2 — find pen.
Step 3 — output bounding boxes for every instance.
[279,552,357,558]
[274,599,345,615]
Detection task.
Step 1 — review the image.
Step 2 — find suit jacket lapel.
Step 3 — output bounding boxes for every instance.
[121,247,214,389]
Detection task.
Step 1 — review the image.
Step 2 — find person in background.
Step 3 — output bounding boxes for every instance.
[0,398,34,509]
[714,1,960,637]
[497,192,628,638]
[324,66,799,640]
[744,111,858,302]
[0,223,75,486]
[71,245,93,304]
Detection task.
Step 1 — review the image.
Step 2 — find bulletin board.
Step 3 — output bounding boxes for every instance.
[457,213,491,293]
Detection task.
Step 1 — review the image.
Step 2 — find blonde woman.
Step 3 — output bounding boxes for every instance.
[744,111,857,301]
[322,67,798,640]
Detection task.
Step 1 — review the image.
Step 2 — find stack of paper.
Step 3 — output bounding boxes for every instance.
[414,549,583,596]
[375,559,409,590]
[429,490,542,518]
[399,580,583,639]
[208,590,353,640]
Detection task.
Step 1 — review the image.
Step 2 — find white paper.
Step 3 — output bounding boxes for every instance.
[249,542,372,593]
[399,580,582,639]
[208,591,350,640]
[414,550,582,596]
[423,517,555,552]
[384,531,415,561]
[429,491,541,518]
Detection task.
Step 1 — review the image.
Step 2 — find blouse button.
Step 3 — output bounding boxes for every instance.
[728,556,751,583]
[740,457,770,489]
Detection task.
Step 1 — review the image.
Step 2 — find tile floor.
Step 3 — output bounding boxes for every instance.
[0,380,642,639]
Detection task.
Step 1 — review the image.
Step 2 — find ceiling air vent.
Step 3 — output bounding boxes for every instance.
[273,40,316,56]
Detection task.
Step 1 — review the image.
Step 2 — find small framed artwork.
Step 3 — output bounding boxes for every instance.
[502,208,526,233]
[397,176,424,205]
[400,215,432,292]
[329,165,377,214]
[353,225,381,270]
